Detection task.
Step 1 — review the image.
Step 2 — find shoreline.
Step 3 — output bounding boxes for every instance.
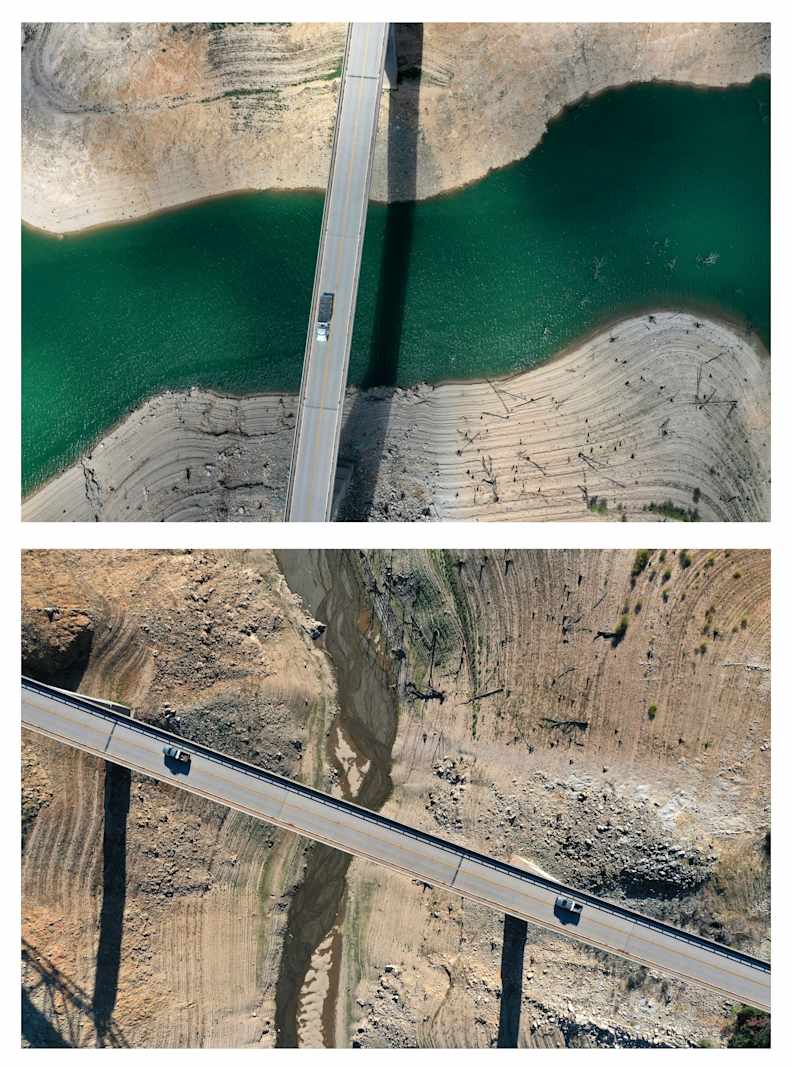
[22,310,771,523]
[22,304,769,501]
[23,302,767,496]
[22,73,770,239]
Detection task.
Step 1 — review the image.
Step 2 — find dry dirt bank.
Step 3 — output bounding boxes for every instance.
[21,549,338,1048]
[22,23,769,233]
[21,549,770,1047]
[333,549,769,1048]
[22,313,770,523]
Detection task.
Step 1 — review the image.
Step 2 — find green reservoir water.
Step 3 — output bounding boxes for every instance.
[22,77,769,492]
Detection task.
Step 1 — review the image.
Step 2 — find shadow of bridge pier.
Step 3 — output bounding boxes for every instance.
[497,913,528,1047]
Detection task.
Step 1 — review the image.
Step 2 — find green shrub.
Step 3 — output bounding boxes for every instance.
[647,704,657,721]
[644,500,700,522]
[728,1007,770,1049]
[631,550,651,579]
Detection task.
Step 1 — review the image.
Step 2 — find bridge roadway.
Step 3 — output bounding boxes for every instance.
[285,23,389,522]
[22,677,770,1011]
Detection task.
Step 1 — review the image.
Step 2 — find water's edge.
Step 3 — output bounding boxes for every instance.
[20,304,769,502]
[23,78,770,491]
[23,74,769,240]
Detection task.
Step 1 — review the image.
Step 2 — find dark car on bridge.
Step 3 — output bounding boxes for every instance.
[555,896,584,923]
[163,745,191,772]
[316,292,334,342]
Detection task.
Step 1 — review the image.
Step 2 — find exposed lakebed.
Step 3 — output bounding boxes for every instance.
[23,78,769,491]
[274,550,399,1047]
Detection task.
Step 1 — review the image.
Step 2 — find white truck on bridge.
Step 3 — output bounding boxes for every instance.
[316,292,335,342]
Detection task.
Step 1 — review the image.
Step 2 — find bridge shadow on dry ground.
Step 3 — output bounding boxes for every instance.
[497,914,528,1047]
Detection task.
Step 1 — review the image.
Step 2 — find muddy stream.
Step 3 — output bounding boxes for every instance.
[273,550,401,1048]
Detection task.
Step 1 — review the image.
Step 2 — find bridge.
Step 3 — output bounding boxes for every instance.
[22,676,770,1010]
[285,23,389,522]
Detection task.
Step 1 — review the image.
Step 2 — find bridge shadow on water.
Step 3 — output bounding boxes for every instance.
[336,23,423,521]
[497,914,528,1048]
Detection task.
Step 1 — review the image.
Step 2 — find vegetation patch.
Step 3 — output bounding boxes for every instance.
[319,62,343,81]
[644,500,700,522]
[630,550,651,587]
[728,1006,770,1048]
[611,615,629,647]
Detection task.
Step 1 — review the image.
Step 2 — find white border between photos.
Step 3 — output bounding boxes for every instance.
[3,0,788,1060]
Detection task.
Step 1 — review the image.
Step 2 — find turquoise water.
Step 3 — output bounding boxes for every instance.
[22,78,769,492]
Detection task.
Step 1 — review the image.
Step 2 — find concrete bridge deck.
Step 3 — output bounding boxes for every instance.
[285,23,389,522]
[22,677,770,1010]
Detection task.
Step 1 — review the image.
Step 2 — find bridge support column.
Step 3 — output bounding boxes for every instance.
[385,23,398,87]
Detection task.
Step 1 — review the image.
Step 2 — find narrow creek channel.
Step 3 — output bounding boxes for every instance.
[273,549,401,1048]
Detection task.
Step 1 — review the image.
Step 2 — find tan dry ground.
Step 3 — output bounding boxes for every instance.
[22,23,769,233]
[21,549,337,1048]
[334,548,770,1048]
[22,313,770,522]
[21,549,770,1047]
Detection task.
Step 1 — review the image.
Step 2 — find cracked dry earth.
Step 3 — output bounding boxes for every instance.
[21,549,770,1047]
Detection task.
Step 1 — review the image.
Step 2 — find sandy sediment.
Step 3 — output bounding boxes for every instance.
[22,23,769,233]
[22,312,770,522]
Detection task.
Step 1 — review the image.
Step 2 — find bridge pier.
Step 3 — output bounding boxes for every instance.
[384,23,398,87]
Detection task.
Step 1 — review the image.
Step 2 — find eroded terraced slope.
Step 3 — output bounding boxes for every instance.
[22,549,337,1048]
[332,549,769,1047]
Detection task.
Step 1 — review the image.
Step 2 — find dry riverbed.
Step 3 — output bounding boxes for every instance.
[21,548,770,1047]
